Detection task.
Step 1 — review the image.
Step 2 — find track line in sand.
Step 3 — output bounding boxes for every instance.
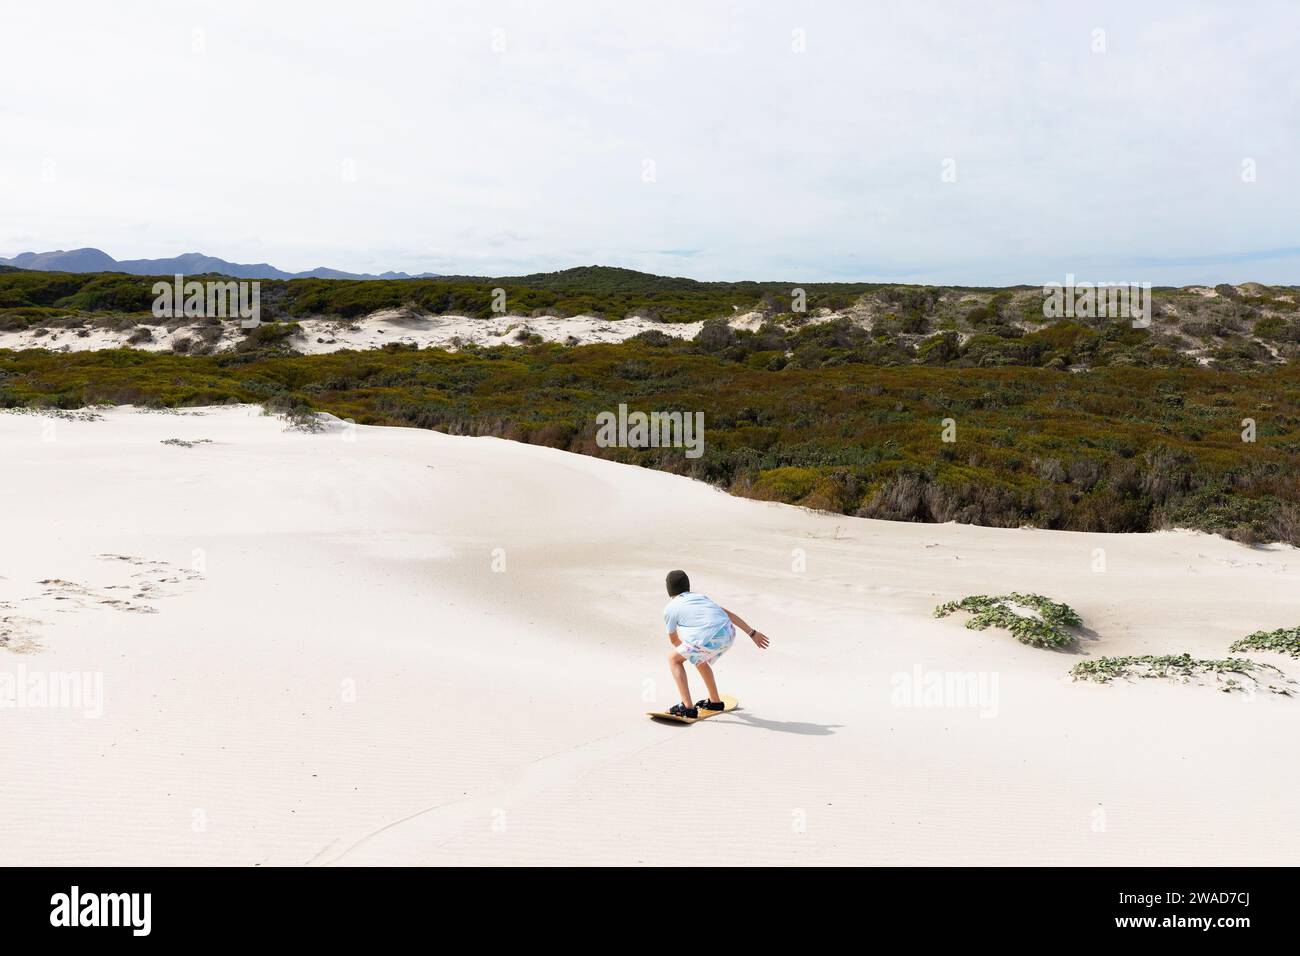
[320,720,693,865]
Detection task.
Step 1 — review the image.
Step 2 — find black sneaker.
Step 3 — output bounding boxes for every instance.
[695,699,725,712]
[669,703,699,719]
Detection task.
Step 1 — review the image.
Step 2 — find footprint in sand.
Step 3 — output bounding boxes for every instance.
[96,554,204,601]
[35,578,158,614]
[8,555,205,651]
[0,614,43,654]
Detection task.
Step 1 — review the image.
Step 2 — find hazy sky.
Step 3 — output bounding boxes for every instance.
[2,0,1297,284]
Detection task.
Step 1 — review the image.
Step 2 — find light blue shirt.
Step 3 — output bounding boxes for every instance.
[663,592,730,642]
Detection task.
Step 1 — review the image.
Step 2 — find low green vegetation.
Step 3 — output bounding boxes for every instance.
[933,593,1083,648]
[3,267,1298,371]
[1070,654,1286,693]
[1230,626,1300,658]
[0,266,877,326]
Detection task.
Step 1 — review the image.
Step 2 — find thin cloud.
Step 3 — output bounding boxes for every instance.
[1,0,1296,284]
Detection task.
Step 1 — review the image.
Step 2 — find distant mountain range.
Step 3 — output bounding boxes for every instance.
[0,248,440,281]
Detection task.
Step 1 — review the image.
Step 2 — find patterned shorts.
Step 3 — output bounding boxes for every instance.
[675,621,736,666]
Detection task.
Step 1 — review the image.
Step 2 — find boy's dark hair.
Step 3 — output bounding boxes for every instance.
[666,570,690,597]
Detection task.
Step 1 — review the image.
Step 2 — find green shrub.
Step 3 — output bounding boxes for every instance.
[752,466,822,502]
[934,593,1082,648]
[1230,626,1300,658]
[237,321,302,353]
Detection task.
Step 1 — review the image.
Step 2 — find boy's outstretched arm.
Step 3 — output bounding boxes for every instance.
[723,608,770,649]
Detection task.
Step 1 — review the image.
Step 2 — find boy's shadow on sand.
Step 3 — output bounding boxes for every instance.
[721,711,841,736]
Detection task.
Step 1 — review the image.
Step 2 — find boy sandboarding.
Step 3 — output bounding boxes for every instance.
[652,570,769,721]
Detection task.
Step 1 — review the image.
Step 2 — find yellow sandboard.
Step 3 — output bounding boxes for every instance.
[647,695,739,724]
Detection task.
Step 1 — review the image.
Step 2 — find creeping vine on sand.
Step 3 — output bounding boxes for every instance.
[933,593,1082,649]
[1070,653,1289,694]
[1230,626,1300,659]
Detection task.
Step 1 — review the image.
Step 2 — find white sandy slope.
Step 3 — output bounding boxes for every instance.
[0,311,716,354]
[0,308,795,354]
[1,405,1298,867]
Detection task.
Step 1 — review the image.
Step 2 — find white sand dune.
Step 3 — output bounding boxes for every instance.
[0,308,817,355]
[2,405,1297,866]
[0,311,716,354]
